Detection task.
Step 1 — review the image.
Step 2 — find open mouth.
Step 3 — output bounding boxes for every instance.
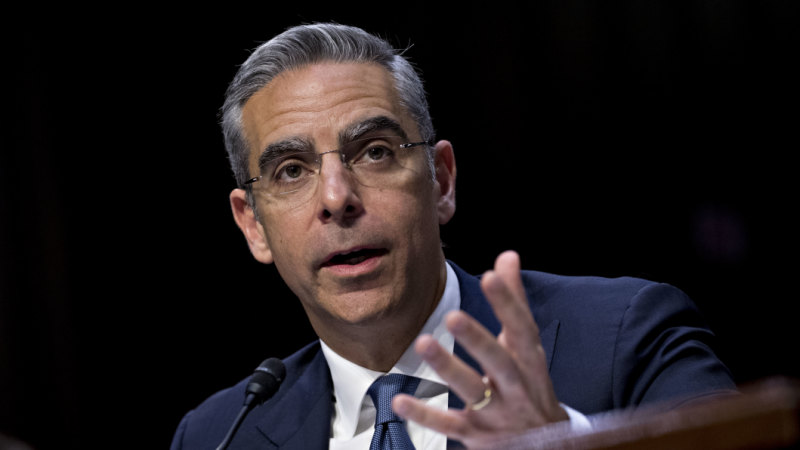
[322,248,388,267]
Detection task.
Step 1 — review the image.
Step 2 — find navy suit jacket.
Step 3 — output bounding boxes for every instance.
[170,262,735,449]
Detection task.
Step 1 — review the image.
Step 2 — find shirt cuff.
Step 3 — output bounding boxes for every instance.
[561,403,592,431]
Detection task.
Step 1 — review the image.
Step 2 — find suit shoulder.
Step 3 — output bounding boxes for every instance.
[170,341,322,449]
[517,270,702,328]
[186,341,321,416]
[520,270,658,306]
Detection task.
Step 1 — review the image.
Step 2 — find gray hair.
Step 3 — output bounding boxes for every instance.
[220,23,436,199]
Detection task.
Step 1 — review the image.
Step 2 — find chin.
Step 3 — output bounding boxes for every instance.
[324,289,401,325]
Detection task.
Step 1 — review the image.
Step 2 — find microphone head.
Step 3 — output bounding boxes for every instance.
[245,357,286,405]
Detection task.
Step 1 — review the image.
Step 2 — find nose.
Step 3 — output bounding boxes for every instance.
[315,151,364,223]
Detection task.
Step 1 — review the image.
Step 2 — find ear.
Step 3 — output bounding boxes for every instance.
[230,189,274,264]
[432,140,456,225]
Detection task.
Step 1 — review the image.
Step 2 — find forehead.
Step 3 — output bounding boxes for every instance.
[240,62,415,162]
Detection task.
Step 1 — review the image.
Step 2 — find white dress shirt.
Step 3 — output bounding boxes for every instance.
[321,263,589,449]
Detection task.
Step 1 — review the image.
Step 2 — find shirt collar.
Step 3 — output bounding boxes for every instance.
[320,261,460,439]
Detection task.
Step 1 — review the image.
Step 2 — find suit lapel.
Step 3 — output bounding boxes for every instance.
[449,262,559,410]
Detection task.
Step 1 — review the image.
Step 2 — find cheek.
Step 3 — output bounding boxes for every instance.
[266,224,316,300]
[387,183,441,240]
[261,210,309,269]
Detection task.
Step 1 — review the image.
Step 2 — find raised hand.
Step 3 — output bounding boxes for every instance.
[393,251,568,448]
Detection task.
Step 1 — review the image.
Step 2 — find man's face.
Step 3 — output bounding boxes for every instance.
[235,62,455,330]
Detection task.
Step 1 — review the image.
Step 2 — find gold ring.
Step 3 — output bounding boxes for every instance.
[469,376,493,411]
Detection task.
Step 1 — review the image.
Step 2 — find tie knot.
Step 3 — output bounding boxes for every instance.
[368,374,420,425]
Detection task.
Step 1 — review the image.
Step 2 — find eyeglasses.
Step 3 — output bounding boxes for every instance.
[242,135,431,209]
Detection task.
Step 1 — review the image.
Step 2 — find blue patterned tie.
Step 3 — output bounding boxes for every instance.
[368,374,421,450]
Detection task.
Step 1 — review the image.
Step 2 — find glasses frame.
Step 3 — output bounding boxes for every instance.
[239,136,433,190]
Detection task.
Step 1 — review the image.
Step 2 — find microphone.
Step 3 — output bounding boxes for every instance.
[216,358,286,450]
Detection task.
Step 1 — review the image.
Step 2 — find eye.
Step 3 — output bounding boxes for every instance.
[365,144,391,161]
[351,139,396,165]
[278,163,304,179]
[270,153,316,185]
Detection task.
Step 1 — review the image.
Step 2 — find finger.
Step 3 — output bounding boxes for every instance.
[393,394,470,440]
[445,310,525,392]
[453,307,559,425]
[493,250,527,301]
[482,252,553,402]
[481,268,540,354]
[414,334,487,404]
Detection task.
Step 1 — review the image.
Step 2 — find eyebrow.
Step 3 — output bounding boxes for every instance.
[255,116,409,171]
[257,137,313,172]
[338,116,408,143]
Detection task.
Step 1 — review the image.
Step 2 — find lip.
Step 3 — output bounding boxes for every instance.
[318,246,388,276]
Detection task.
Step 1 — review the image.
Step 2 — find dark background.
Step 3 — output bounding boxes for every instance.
[2,2,798,449]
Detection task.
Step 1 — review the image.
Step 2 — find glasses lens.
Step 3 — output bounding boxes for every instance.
[259,151,318,196]
[341,136,421,187]
[251,135,427,209]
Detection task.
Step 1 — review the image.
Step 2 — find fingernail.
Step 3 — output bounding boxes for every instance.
[446,311,467,333]
[393,398,409,416]
[418,338,435,358]
[482,273,503,295]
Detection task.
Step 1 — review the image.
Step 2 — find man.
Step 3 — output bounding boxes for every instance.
[170,23,735,449]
